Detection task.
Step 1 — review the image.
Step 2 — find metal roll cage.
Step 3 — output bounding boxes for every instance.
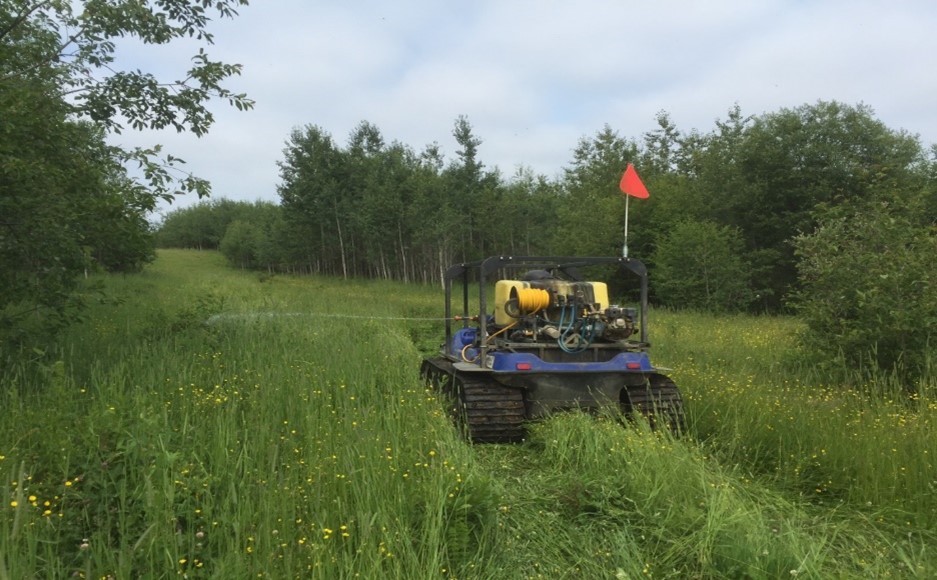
[442,256,650,364]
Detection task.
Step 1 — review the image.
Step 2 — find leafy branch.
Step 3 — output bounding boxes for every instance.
[1,0,253,198]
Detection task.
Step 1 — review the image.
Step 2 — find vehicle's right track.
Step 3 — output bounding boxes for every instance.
[624,373,686,432]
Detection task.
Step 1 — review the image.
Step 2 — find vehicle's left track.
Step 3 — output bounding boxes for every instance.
[421,357,527,443]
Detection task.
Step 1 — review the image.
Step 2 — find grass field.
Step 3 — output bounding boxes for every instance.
[2,249,936,578]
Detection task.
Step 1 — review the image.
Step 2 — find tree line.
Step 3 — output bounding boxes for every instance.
[159,103,934,306]
[158,102,937,377]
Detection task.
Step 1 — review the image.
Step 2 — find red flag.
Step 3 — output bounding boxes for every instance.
[619,163,650,199]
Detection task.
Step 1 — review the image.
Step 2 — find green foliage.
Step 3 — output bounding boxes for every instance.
[219,220,259,268]
[791,202,936,379]
[556,125,641,256]
[658,307,937,534]
[157,200,235,250]
[0,85,93,319]
[0,250,487,577]
[83,180,158,273]
[0,0,252,354]
[693,102,925,310]
[0,82,150,346]
[2,0,254,203]
[164,100,935,321]
[274,118,556,283]
[628,102,931,312]
[652,219,754,311]
[158,199,280,254]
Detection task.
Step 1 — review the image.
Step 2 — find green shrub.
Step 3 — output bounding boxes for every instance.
[652,219,754,312]
[792,203,936,380]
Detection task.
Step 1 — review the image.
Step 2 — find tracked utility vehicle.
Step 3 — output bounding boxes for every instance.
[421,256,685,443]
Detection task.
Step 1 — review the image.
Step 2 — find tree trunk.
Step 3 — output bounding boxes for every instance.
[335,208,347,280]
[398,221,408,283]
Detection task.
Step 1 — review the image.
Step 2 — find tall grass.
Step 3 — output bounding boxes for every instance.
[487,414,920,578]
[2,250,935,578]
[654,309,937,530]
[1,251,483,578]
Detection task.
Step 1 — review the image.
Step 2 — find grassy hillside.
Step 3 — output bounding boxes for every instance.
[2,250,935,578]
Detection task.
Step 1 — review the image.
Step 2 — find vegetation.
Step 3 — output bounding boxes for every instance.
[1,0,251,350]
[162,103,933,304]
[792,200,937,380]
[157,101,936,376]
[271,118,559,282]
[651,219,753,312]
[2,250,935,578]
[4,2,936,571]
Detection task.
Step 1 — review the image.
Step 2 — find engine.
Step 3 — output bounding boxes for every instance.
[493,277,637,351]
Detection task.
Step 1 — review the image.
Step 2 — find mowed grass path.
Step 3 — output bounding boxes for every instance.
[2,249,935,578]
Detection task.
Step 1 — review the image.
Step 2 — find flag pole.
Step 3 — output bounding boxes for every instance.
[619,163,649,258]
[623,194,630,257]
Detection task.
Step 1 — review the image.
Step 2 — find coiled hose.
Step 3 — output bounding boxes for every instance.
[512,288,551,315]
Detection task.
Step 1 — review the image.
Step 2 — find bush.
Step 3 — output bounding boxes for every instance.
[792,203,936,379]
[219,220,260,269]
[651,219,754,312]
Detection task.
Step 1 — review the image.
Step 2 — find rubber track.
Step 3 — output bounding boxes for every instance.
[421,358,527,443]
[624,373,686,433]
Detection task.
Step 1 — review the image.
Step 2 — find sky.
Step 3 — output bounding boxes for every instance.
[111,0,937,215]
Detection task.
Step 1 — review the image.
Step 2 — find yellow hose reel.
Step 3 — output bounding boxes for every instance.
[504,287,551,318]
